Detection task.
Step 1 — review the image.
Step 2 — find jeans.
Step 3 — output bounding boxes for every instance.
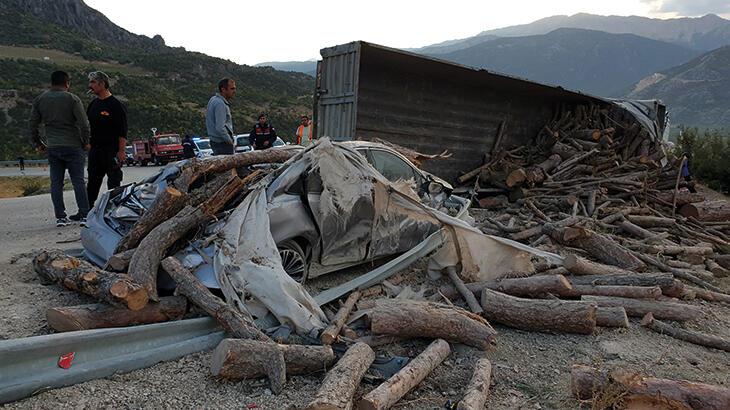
[47,147,89,218]
[87,147,123,207]
[211,140,234,155]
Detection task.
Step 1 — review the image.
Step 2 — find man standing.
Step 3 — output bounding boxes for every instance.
[250,113,277,150]
[182,134,196,159]
[29,70,91,227]
[295,114,313,147]
[206,78,236,155]
[86,71,127,208]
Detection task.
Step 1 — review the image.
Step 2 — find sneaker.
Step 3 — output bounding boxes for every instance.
[69,213,87,227]
[56,217,70,227]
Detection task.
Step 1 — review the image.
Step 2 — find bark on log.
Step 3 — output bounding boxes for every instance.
[581,295,702,322]
[715,254,730,270]
[564,285,662,299]
[173,149,294,192]
[211,338,335,379]
[439,275,573,300]
[370,300,497,350]
[550,141,578,160]
[570,129,601,141]
[105,248,136,272]
[626,215,675,228]
[506,154,562,187]
[641,313,730,352]
[321,291,361,345]
[690,286,730,304]
[46,296,187,332]
[129,173,246,301]
[358,339,450,410]
[33,249,148,311]
[642,245,713,256]
[447,267,483,314]
[547,226,645,271]
[596,307,629,328]
[511,215,580,241]
[652,191,704,206]
[457,357,492,410]
[617,220,656,239]
[706,259,730,278]
[481,289,596,334]
[160,257,269,341]
[571,364,730,409]
[567,273,675,289]
[679,200,730,222]
[563,255,635,276]
[209,339,286,393]
[304,342,374,410]
[114,187,186,253]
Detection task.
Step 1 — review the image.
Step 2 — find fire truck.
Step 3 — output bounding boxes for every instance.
[132,129,184,166]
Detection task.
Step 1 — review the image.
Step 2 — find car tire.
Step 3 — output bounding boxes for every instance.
[278,239,308,283]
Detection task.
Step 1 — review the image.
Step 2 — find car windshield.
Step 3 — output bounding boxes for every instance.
[195,140,211,150]
[236,135,250,146]
[157,136,181,145]
[273,138,285,146]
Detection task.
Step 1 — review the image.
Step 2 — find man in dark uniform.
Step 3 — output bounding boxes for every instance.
[250,113,277,150]
[86,71,127,207]
[182,134,196,159]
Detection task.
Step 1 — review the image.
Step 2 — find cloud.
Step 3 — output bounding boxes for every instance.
[641,0,730,16]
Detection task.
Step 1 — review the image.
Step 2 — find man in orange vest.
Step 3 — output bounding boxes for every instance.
[295,115,313,147]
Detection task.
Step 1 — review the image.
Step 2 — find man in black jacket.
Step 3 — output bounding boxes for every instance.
[86,71,127,208]
[250,113,277,150]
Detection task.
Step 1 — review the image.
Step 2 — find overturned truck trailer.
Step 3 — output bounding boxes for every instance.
[314,41,668,182]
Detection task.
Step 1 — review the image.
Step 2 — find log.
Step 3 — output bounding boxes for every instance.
[633,252,725,293]
[706,259,730,278]
[652,191,704,206]
[643,245,713,256]
[715,254,730,270]
[626,215,675,228]
[370,300,496,350]
[570,129,601,141]
[581,295,702,322]
[447,267,483,314]
[129,173,246,301]
[438,274,573,301]
[679,200,730,222]
[457,357,492,410]
[105,248,136,272]
[641,313,730,352]
[304,342,374,410]
[550,141,578,160]
[617,220,656,239]
[567,273,675,289]
[209,339,286,393]
[160,257,269,341]
[321,291,361,345]
[564,285,662,299]
[595,307,629,328]
[690,286,730,304]
[511,215,580,241]
[114,187,186,253]
[46,296,187,332]
[481,288,596,334]
[33,249,148,311]
[211,338,335,378]
[506,154,562,187]
[358,339,450,410]
[173,149,294,192]
[571,364,730,409]
[547,226,645,271]
[563,254,634,276]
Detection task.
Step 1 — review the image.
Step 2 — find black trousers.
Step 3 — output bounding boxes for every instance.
[87,147,123,207]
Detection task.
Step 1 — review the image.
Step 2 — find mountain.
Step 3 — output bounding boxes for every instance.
[475,13,730,51]
[255,60,317,77]
[0,0,314,160]
[628,46,730,128]
[407,34,499,55]
[434,28,700,97]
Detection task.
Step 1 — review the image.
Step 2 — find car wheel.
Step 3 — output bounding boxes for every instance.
[278,239,308,283]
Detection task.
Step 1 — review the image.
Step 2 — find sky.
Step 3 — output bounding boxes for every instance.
[83,0,730,65]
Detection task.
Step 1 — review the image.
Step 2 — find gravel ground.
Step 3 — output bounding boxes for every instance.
[1,180,729,409]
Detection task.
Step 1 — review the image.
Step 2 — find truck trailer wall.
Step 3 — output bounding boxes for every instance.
[316,42,657,182]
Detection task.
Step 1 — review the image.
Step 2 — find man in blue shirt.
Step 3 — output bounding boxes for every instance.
[205,78,236,155]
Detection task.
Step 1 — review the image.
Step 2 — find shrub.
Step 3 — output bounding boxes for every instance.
[675,127,730,193]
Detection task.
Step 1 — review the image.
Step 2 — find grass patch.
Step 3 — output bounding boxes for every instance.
[0,176,71,198]
[0,45,150,76]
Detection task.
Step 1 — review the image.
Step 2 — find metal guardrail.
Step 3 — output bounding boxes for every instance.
[0,317,223,404]
[0,160,48,167]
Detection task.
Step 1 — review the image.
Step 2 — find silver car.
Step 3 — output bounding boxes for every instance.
[81,141,469,285]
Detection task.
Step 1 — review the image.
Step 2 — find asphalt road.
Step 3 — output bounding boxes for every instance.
[0,165,163,260]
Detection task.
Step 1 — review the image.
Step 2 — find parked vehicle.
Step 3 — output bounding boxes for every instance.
[132,133,184,166]
[193,138,213,158]
[234,134,253,153]
[124,146,135,166]
[82,141,468,285]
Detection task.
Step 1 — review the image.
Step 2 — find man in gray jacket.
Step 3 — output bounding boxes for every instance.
[205,78,236,155]
[29,71,91,227]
